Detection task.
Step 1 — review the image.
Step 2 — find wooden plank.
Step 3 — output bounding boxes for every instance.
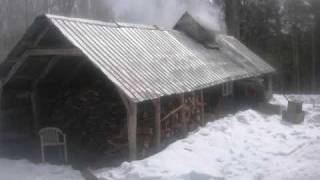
[153,98,161,150]
[179,94,187,136]
[31,88,40,135]
[32,56,60,89]
[26,48,83,57]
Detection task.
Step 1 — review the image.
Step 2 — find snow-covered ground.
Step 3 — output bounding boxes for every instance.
[1,94,320,180]
[0,159,84,180]
[0,158,84,180]
[95,94,320,180]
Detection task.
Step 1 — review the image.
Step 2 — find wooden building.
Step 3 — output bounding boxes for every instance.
[0,13,274,165]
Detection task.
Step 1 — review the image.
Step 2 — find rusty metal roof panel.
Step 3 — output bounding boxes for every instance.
[41,14,274,102]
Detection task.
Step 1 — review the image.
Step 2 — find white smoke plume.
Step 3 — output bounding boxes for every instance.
[104,0,226,33]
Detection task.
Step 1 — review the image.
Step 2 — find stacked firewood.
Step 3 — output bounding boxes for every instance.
[47,84,126,156]
[160,92,203,145]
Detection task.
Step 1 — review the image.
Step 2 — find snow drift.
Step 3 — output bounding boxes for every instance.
[95,94,320,180]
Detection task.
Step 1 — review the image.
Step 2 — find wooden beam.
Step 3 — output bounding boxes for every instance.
[3,54,29,85]
[161,104,184,122]
[179,94,187,136]
[152,98,161,150]
[116,88,137,160]
[32,25,51,48]
[25,48,83,57]
[3,26,54,85]
[32,56,60,89]
[3,48,82,86]
[31,88,40,135]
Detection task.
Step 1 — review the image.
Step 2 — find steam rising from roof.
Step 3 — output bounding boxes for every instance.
[104,0,226,33]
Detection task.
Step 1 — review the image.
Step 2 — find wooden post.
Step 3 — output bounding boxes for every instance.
[268,74,273,94]
[200,90,205,126]
[117,89,137,161]
[152,98,161,150]
[31,88,40,134]
[179,94,187,136]
[267,74,273,99]
[127,102,137,160]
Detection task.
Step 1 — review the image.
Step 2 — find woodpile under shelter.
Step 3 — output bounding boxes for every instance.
[0,13,275,166]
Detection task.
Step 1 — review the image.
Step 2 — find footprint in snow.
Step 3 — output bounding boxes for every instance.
[184,147,193,152]
[273,133,287,140]
[200,132,209,136]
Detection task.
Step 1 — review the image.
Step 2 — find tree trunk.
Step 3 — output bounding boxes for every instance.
[225,0,240,38]
[291,30,300,92]
[312,22,317,92]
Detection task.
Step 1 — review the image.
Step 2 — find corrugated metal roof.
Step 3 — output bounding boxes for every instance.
[0,14,275,103]
[216,35,275,75]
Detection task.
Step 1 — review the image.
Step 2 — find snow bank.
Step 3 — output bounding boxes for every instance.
[0,159,84,180]
[96,94,320,180]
